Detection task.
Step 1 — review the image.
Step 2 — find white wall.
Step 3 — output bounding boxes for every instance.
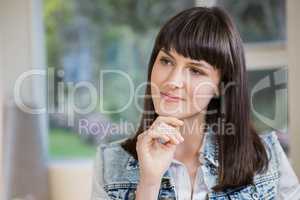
[0,0,46,102]
[0,7,6,198]
[0,63,4,200]
[49,161,93,200]
[288,0,300,178]
[0,0,48,199]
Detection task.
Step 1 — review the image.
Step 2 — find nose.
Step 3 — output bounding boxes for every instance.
[164,68,184,89]
[165,80,183,89]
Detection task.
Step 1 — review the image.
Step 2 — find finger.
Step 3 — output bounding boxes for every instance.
[164,142,176,149]
[156,116,184,127]
[155,121,179,134]
[159,141,176,150]
[165,133,180,145]
[143,129,170,144]
[148,129,180,145]
[156,122,184,143]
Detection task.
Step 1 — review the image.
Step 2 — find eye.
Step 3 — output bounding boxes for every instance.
[190,67,205,76]
[159,57,173,66]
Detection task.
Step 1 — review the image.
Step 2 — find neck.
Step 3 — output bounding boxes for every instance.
[175,112,206,162]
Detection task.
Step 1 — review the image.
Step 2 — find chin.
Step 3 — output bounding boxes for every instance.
[156,110,178,117]
[156,110,188,119]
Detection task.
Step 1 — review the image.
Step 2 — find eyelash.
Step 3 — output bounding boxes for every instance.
[190,67,205,76]
[159,57,206,76]
[159,57,173,66]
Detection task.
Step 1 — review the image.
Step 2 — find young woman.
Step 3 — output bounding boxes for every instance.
[91,6,300,200]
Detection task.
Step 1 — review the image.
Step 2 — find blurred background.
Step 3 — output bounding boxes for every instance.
[1,0,300,200]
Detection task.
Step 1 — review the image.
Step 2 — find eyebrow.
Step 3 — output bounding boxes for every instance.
[160,49,212,69]
[161,49,175,60]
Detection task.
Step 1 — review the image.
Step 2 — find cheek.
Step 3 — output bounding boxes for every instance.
[189,80,216,107]
[150,65,166,99]
[151,63,163,82]
[193,80,216,96]
[151,66,160,92]
[151,64,170,89]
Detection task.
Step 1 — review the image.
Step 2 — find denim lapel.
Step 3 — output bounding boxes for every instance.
[202,128,219,168]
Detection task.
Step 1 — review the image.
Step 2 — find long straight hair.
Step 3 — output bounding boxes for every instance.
[121,6,268,191]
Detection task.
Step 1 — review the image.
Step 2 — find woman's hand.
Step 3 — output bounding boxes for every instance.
[136,116,184,185]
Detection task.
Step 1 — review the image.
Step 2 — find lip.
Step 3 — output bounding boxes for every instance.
[160,92,183,102]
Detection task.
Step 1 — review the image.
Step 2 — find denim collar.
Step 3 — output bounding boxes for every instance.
[202,127,219,168]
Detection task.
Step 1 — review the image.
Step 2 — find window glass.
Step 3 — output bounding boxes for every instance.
[45,0,195,159]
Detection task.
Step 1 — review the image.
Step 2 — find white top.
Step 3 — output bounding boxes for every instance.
[169,159,208,200]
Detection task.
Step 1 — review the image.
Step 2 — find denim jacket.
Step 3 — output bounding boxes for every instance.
[91,131,284,200]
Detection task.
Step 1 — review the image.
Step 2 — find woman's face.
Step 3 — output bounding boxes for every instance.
[150,48,221,119]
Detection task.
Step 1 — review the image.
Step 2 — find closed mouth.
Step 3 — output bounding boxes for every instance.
[160,92,183,101]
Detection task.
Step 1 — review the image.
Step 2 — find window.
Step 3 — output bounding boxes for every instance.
[217,0,286,43]
[45,0,195,159]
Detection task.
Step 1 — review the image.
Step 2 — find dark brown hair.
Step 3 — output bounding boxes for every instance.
[121,6,268,191]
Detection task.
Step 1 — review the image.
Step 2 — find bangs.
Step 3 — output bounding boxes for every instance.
[156,7,234,71]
